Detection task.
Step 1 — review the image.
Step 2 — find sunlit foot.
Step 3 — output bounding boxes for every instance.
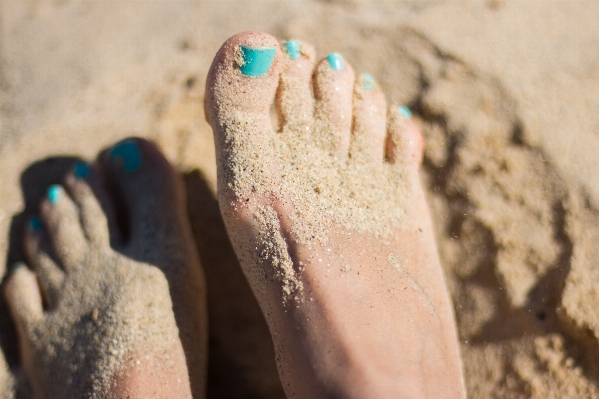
[205,32,466,398]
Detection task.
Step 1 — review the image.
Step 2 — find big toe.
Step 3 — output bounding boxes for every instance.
[205,31,282,122]
[102,138,188,257]
[205,31,283,202]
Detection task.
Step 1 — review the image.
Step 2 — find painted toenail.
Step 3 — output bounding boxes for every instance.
[327,53,344,71]
[284,40,301,59]
[238,45,276,77]
[47,185,62,205]
[399,106,412,119]
[28,216,43,232]
[10,262,26,273]
[109,140,142,173]
[73,162,90,179]
[362,73,375,90]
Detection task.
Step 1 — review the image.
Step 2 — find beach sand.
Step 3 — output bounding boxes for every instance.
[0,1,598,397]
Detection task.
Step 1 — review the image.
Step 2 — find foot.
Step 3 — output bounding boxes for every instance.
[205,32,466,398]
[4,139,207,399]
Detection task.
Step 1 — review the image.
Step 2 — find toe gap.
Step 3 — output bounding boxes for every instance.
[104,173,131,246]
[270,102,279,132]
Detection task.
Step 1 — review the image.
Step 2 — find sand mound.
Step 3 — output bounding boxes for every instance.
[1,2,598,398]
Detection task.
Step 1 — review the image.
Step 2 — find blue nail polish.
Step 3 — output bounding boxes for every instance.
[109,140,142,173]
[399,106,412,119]
[10,262,26,273]
[284,40,301,60]
[362,73,375,90]
[74,162,90,179]
[28,216,42,232]
[239,45,276,77]
[47,185,62,205]
[327,53,344,71]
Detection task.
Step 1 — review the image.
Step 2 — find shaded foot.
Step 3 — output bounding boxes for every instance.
[4,138,207,399]
[206,32,466,398]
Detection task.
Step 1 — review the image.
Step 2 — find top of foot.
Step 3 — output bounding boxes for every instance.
[206,32,464,398]
[4,139,207,398]
[207,32,412,247]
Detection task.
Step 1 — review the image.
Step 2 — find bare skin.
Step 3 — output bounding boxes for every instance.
[205,32,466,398]
[4,139,207,399]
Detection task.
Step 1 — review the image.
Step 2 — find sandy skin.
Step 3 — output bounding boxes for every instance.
[3,139,207,398]
[205,31,466,398]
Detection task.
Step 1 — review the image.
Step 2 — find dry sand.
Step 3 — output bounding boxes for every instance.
[0,1,598,398]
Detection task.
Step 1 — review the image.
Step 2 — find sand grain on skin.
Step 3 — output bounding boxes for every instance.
[216,55,410,301]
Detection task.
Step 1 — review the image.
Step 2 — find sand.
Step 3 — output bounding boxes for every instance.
[1,1,598,398]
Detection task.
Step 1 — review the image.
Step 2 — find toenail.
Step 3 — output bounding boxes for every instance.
[47,185,62,205]
[28,216,43,232]
[109,140,142,173]
[73,162,90,179]
[399,106,412,119]
[327,53,344,71]
[362,73,375,90]
[283,40,301,60]
[238,45,276,77]
[9,262,26,273]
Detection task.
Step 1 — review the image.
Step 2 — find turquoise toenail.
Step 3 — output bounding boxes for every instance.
[239,45,276,77]
[109,140,142,173]
[10,262,26,272]
[399,106,412,119]
[284,40,301,59]
[362,73,375,90]
[74,162,90,179]
[327,53,344,71]
[28,216,42,232]
[47,185,62,205]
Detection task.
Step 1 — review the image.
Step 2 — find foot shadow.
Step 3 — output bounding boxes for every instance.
[184,170,285,399]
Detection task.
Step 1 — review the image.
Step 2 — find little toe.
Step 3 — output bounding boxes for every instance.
[349,73,388,163]
[103,138,187,254]
[4,264,43,333]
[63,162,111,247]
[205,31,283,200]
[386,106,423,168]
[23,217,65,307]
[277,39,316,138]
[39,184,88,270]
[313,52,355,157]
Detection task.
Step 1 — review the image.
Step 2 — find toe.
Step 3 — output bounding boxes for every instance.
[349,73,388,163]
[39,184,88,270]
[4,264,43,333]
[103,138,187,254]
[276,39,316,138]
[206,31,281,119]
[63,162,111,247]
[23,217,65,307]
[386,106,423,168]
[313,52,355,157]
[205,31,283,200]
